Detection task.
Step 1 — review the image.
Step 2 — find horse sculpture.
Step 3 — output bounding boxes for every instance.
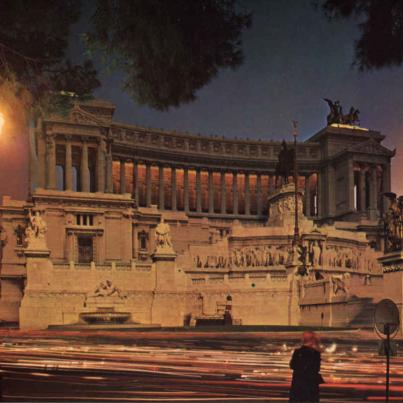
[275,140,294,187]
[323,99,360,126]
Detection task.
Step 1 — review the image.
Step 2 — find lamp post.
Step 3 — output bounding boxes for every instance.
[293,121,299,246]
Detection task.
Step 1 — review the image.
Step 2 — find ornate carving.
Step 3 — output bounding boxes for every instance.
[92,280,127,299]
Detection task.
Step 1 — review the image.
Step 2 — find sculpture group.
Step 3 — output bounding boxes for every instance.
[323,99,360,126]
[384,193,403,252]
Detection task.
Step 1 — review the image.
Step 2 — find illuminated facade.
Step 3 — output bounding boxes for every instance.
[0,99,396,328]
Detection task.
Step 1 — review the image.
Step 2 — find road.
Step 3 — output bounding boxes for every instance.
[0,329,401,402]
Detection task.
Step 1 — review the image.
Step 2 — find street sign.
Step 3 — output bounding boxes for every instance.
[374,298,400,336]
[374,299,400,403]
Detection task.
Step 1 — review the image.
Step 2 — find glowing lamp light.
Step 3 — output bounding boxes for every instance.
[0,112,4,135]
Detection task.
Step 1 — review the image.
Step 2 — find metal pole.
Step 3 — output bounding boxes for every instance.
[386,324,390,403]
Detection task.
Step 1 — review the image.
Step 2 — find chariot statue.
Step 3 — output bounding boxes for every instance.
[323,99,360,126]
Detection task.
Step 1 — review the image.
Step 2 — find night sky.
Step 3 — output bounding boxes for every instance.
[1,0,402,200]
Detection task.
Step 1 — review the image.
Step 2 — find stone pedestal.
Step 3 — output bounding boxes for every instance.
[151,251,184,326]
[20,248,53,329]
[378,251,403,333]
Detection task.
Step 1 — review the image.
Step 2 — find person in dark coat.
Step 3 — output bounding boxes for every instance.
[289,331,324,402]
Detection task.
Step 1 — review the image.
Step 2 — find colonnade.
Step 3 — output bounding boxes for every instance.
[43,135,390,219]
[115,159,318,217]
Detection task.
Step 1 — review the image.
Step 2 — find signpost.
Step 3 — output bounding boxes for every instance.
[374,299,400,403]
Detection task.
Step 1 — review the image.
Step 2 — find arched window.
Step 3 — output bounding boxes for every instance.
[56,165,64,190]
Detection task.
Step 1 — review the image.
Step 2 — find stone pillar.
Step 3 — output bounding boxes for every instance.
[105,141,113,193]
[119,159,126,194]
[159,165,165,209]
[196,169,202,213]
[96,139,105,193]
[65,137,73,191]
[208,170,214,214]
[184,168,189,213]
[304,174,311,216]
[146,163,152,207]
[232,172,238,215]
[81,140,89,192]
[327,165,336,216]
[383,162,391,193]
[133,161,139,205]
[317,170,323,217]
[346,159,355,212]
[220,171,226,214]
[245,172,250,215]
[256,174,262,216]
[359,168,366,212]
[269,174,275,195]
[369,165,378,220]
[46,136,56,189]
[171,166,177,211]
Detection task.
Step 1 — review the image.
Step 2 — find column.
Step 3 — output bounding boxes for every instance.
[208,170,214,214]
[146,163,152,207]
[81,139,89,192]
[232,172,238,215]
[327,165,336,216]
[317,170,323,217]
[105,141,113,193]
[65,137,73,191]
[220,171,226,214]
[359,168,366,212]
[383,162,391,193]
[46,136,56,189]
[381,163,391,216]
[245,172,250,215]
[304,174,311,216]
[120,159,126,194]
[369,165,378,219]
[184,168,189,213]
[269,174,275,195]
[256,174,262,216]
[171,166,177,211]
[96,139,105,193]
[133,161,139,206]
[346,159,355,212]
[196,169,202,213]
[159,165,165,209]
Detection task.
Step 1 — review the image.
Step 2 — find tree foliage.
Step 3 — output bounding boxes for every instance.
[320,0,403,70]
[0,0,100,117]
[86,0,251,110]
[0,0,250,115]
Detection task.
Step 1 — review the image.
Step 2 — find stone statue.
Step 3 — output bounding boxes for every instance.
[93,280,126,299]
[25,210,47,249]
[384,193,403,252]
[155,217,174,253]
[275,140,294,186]
[311,241,322,267]
[323,99,360,126]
